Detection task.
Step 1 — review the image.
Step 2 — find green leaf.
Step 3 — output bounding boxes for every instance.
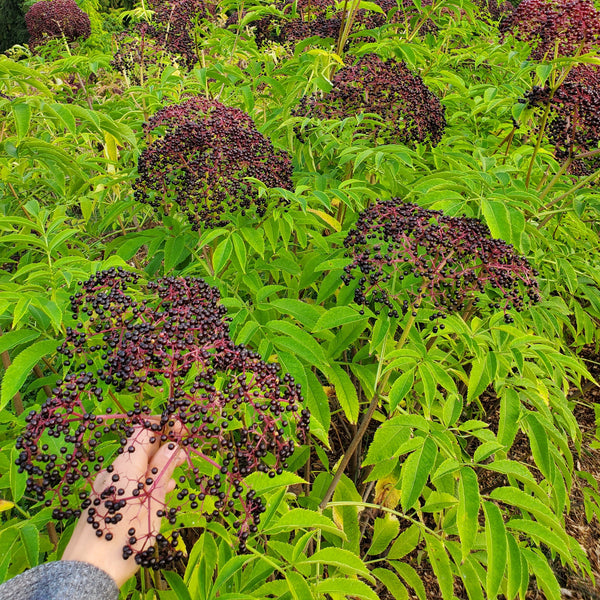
[400,437,437,512]
[304,370,331,441]
[164,234,188,274]
[0,330,39,355]
[535,63,553,84]
[454,555,485,600]
[473,441,503,463]
[1,339,57,410]
[212,555,254,593]
[484,459,540,489]
[506,519,572,565]
[231,232,247,273]
[19,523,39,568]
[256,285,287,303]
[12,102,31,141]
[388,524,420,560]
[424,533,453,600]
[270,299,322,329]
[330,480,360,554]
[506,533,523,600]
[312,306,367,331]
[484,500,507,599]
[235,321,260,346]
[481,199,511,242]
[420,491,458,512]
[357,0,385,13]
[457,467,480,559]
[522,548,561,600]
[314,578,378,600]
[212,236,232,275]
[267,321,328,369]
[240,227,265,257]
[185,533,217,597]
[417,362,438,409]
[164,571,193,600]
[368,513,400,555]
[489,487,563,532]
[244,471,306,495]
[286,571,312,600]
[267,509,346,539]
[363,415,411,464]
[300,547,372,579]
[322,364,359,423]
[388,370,414,411]
[390,562,426,600]
[467,354,491,403]
[372,568,408,600]
[498,388,520,448]
[525,413,552,480]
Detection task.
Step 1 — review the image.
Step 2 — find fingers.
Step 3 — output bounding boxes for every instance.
[147,442,186,504]
[110,425,160,475]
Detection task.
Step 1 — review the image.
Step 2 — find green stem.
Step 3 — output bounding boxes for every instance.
[335,0,361,59]
[326,500,444,541]
[406,0,443,42]
[318,311,417,510]
[525,100,551,189]
[537,167,600,229]
[537,157,572,200]
[245,546,284,575]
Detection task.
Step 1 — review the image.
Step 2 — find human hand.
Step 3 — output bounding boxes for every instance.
[61,426,185,587]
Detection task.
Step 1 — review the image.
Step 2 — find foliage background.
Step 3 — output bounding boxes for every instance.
[0,0,599,597]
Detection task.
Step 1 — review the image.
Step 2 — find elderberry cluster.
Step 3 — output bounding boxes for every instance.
[482,0,513,22]
[25,0,91,49]
[15,268,309,567]
[133,97,294,230]
[111,0,210,72]
[110,27,165,85]
[499,0,600,60]
[143,0,209,68]
[342,199,540,325]
[524,65,600,176]
[293,54,446,146]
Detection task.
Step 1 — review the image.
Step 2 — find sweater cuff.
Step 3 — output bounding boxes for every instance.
[0,560,120,600]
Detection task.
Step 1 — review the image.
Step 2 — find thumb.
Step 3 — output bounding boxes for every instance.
[147,443,186,502]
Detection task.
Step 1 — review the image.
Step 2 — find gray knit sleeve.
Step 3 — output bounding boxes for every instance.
[0,561,119,600]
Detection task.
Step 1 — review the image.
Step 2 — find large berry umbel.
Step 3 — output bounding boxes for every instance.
[16,268,309,568]
[134,97,294,229]
[499,0,600,60]
[525,65,600,176]
[342,200,540,324]
[25,0,91,49]
[293,54,446,146]
[143,0,209,68]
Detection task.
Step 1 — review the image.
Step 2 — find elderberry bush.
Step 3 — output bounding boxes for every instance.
[232,0,402,48]
[25,0,91,49]
[342,199,540,325]
[499,0,600,60]
[293,54,446,146]
[134,97,294,230]
[16,268,310,568]
[524,65,600,176]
